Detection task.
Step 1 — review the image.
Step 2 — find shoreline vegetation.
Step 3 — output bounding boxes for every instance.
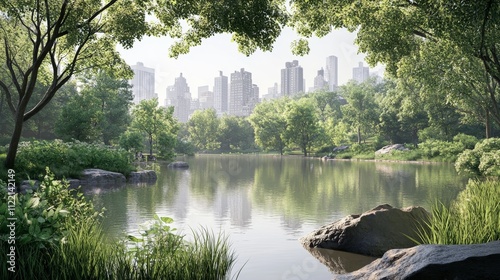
[0,170,238,280]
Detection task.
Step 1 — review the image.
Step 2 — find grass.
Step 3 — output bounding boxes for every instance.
[416,179,500,245]
[1,221,239,280]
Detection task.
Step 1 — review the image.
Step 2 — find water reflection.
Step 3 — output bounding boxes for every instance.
[89,155,466,278]
[303,247,377,274]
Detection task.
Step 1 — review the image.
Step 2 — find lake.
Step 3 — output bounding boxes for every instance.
[87,155,467,279]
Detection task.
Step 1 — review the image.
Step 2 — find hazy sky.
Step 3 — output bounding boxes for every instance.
[117,27,384,101]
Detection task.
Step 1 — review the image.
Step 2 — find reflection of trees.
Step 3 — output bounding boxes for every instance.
[252,158,467,222]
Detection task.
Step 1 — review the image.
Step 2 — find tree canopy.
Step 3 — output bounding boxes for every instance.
[0,0,288,168]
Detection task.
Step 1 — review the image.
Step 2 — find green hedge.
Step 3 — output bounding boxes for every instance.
[15,140,133,180]
[455,138,500,177]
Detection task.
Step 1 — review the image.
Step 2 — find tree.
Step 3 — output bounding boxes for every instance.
[55,92,101,142]
[119,130,144,153]
[132,98,178,156]
[188,109,220,151]
[340,79,379,144]
[289,1,500,135]
[1,0,287,168]
[55,71,132,143]
[285,98,321,156]
[218,115,255,152]
[249,98,289,155]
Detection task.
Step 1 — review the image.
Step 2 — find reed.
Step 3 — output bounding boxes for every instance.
[417,179,500,245]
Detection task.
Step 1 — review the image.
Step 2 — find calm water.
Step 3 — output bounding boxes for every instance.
[87,155,467,279]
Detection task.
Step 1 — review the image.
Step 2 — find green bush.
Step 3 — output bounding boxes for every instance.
[15,139,133,180]
[456,138,500,177]
[418,139,464,162]
[453,133,478,150]
[0,168,101,249]
[417,179,500,245]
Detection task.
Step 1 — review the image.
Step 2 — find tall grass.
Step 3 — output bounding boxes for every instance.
[417,179,500,245]
[1,222,239,280]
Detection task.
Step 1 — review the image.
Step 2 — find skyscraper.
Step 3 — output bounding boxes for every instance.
[169,73,191,123]
[353,62,370,83]
[198,86,214,109]
[130,62,156,104]
[313,68,327,92]
[229,68,252,116]
[281,60,304,96]
[214,71,228,115]
[325,55,338,91]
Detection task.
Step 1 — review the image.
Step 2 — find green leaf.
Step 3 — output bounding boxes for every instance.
[160,216,173,224]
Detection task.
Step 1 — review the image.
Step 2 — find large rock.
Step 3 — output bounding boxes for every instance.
[337,241,500,280]
[375,144,409,155]
[167,161,189,169]
[128,170,157,183]
[300,204,430,257]
[79,169,126,187]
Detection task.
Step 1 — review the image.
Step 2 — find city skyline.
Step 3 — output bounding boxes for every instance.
[118,27,385,101]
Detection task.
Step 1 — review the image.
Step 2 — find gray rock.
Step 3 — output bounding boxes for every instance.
[19,180,39,193]
[79,169,126,187]
[128,170,157,183]
[332,145,349,153]
[375,144,409,155]
[66,179,81,189]
[337,241,500,280]
[300,204,430,257]
[167,161,189,169]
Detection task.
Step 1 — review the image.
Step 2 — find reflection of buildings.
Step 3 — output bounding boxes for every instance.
[214,186,252,227]
[130,62,156,104]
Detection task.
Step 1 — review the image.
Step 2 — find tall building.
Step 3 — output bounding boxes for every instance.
[214,71,228,115]
[263,82,279,100]
[168,73,191,123]
[353,62,370,83]
[130,62,156,104]
[313,68,327,92]
[281,60,304,96]
[325,55,338,91]
[198,86,214,109]
[229,68,253,116]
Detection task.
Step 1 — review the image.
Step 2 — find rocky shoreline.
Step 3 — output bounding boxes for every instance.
[301,204,500,279]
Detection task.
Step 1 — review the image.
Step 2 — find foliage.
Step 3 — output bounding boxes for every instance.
[0,169,101,249]
[119,130,144,153]
[56,71,133,145]
[188,109,220,151]
[340,79,379,144]
[249,98,289,155]
[456,138,500,177]
[0,0,288,169]
[417,179,500,245]
[14,140,132,180]
[285,98,321,156]
[132,99,179,156]
[218,115,255,152]
[418,139,466,162]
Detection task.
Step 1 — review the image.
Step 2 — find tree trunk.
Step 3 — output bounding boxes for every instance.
[149,134,153,156]
[5,111,25,169]
[486,110,491,138]
[357,126,361,144]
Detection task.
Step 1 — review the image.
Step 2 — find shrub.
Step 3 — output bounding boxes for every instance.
[15,140,133,180]
[453,133,478,150]
[456,138,500,177]
[417,179,500,245]
[0,168,101,249]
[418,139,464,162]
